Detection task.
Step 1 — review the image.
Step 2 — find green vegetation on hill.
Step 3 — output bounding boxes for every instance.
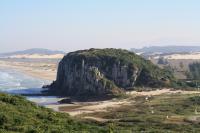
[0,93,107,133]
[69,48,176,87]
[50,48,178,98]
[188,62,200,80]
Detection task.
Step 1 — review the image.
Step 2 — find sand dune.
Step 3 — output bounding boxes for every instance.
[155,53,200,60]
[8,54,64,59]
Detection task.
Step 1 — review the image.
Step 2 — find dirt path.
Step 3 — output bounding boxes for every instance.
[83,116,116,122]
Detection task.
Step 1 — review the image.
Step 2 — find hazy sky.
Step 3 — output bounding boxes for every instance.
[0,0,200,52]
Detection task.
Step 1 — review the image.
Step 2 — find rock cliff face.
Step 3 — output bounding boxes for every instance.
[49,49,175,97]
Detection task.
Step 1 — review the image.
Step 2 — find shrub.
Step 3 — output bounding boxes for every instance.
[0,113,8,126]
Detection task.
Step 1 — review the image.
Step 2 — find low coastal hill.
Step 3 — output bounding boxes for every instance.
[131,46,200,55]
[0,48,65,59]
[48,48,176,98]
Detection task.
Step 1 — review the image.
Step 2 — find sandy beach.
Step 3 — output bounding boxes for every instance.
[0,59,58,81]
[46,98,132,116]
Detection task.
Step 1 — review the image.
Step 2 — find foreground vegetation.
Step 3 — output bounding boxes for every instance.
[79,93,200,133]
[1,91,200,132]
[0,93,107,133]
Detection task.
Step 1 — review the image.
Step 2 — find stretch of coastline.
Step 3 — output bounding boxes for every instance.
[0,58,63,108]
[0,58,58,81]
[1,57,200,122]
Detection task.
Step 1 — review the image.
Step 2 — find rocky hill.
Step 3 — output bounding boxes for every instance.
[48,48,175,98]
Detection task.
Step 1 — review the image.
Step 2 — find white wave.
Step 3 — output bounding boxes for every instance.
[0,68,49,94]
[0,68,55,106]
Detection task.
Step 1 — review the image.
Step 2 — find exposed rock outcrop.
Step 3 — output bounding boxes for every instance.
[48,48,175,98]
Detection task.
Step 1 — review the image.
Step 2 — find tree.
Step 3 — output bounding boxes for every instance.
[179,62,184,69]
[158,57,168,65]
[188,62,200,80]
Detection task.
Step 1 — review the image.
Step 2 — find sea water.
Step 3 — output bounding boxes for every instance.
[0,67,60,105]
[0,68,48,94]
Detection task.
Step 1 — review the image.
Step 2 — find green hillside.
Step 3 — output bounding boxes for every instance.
[0,93,107,133]
[49,48,177,98]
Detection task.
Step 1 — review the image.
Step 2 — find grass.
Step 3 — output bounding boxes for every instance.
[79,93,200,132]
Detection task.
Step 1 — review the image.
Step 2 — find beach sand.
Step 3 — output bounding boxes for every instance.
[0,59,57,81]
[46,99,132,116]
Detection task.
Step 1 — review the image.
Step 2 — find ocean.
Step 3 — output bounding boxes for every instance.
[0,67,48,94]
[0,67,60,105]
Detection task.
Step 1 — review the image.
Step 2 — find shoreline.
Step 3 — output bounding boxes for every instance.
[0,59,63,109]
[0,60,57,81]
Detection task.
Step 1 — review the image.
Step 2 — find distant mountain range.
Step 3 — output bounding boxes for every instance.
[131,46,200,55]
[131,46,200,60]
[0,48,65,59]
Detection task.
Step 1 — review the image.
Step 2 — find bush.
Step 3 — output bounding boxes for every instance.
[188,62,200,80]
[0,113,8,126]
[0,93,107,132]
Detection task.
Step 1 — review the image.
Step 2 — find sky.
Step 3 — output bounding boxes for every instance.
[0,0,200,52]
